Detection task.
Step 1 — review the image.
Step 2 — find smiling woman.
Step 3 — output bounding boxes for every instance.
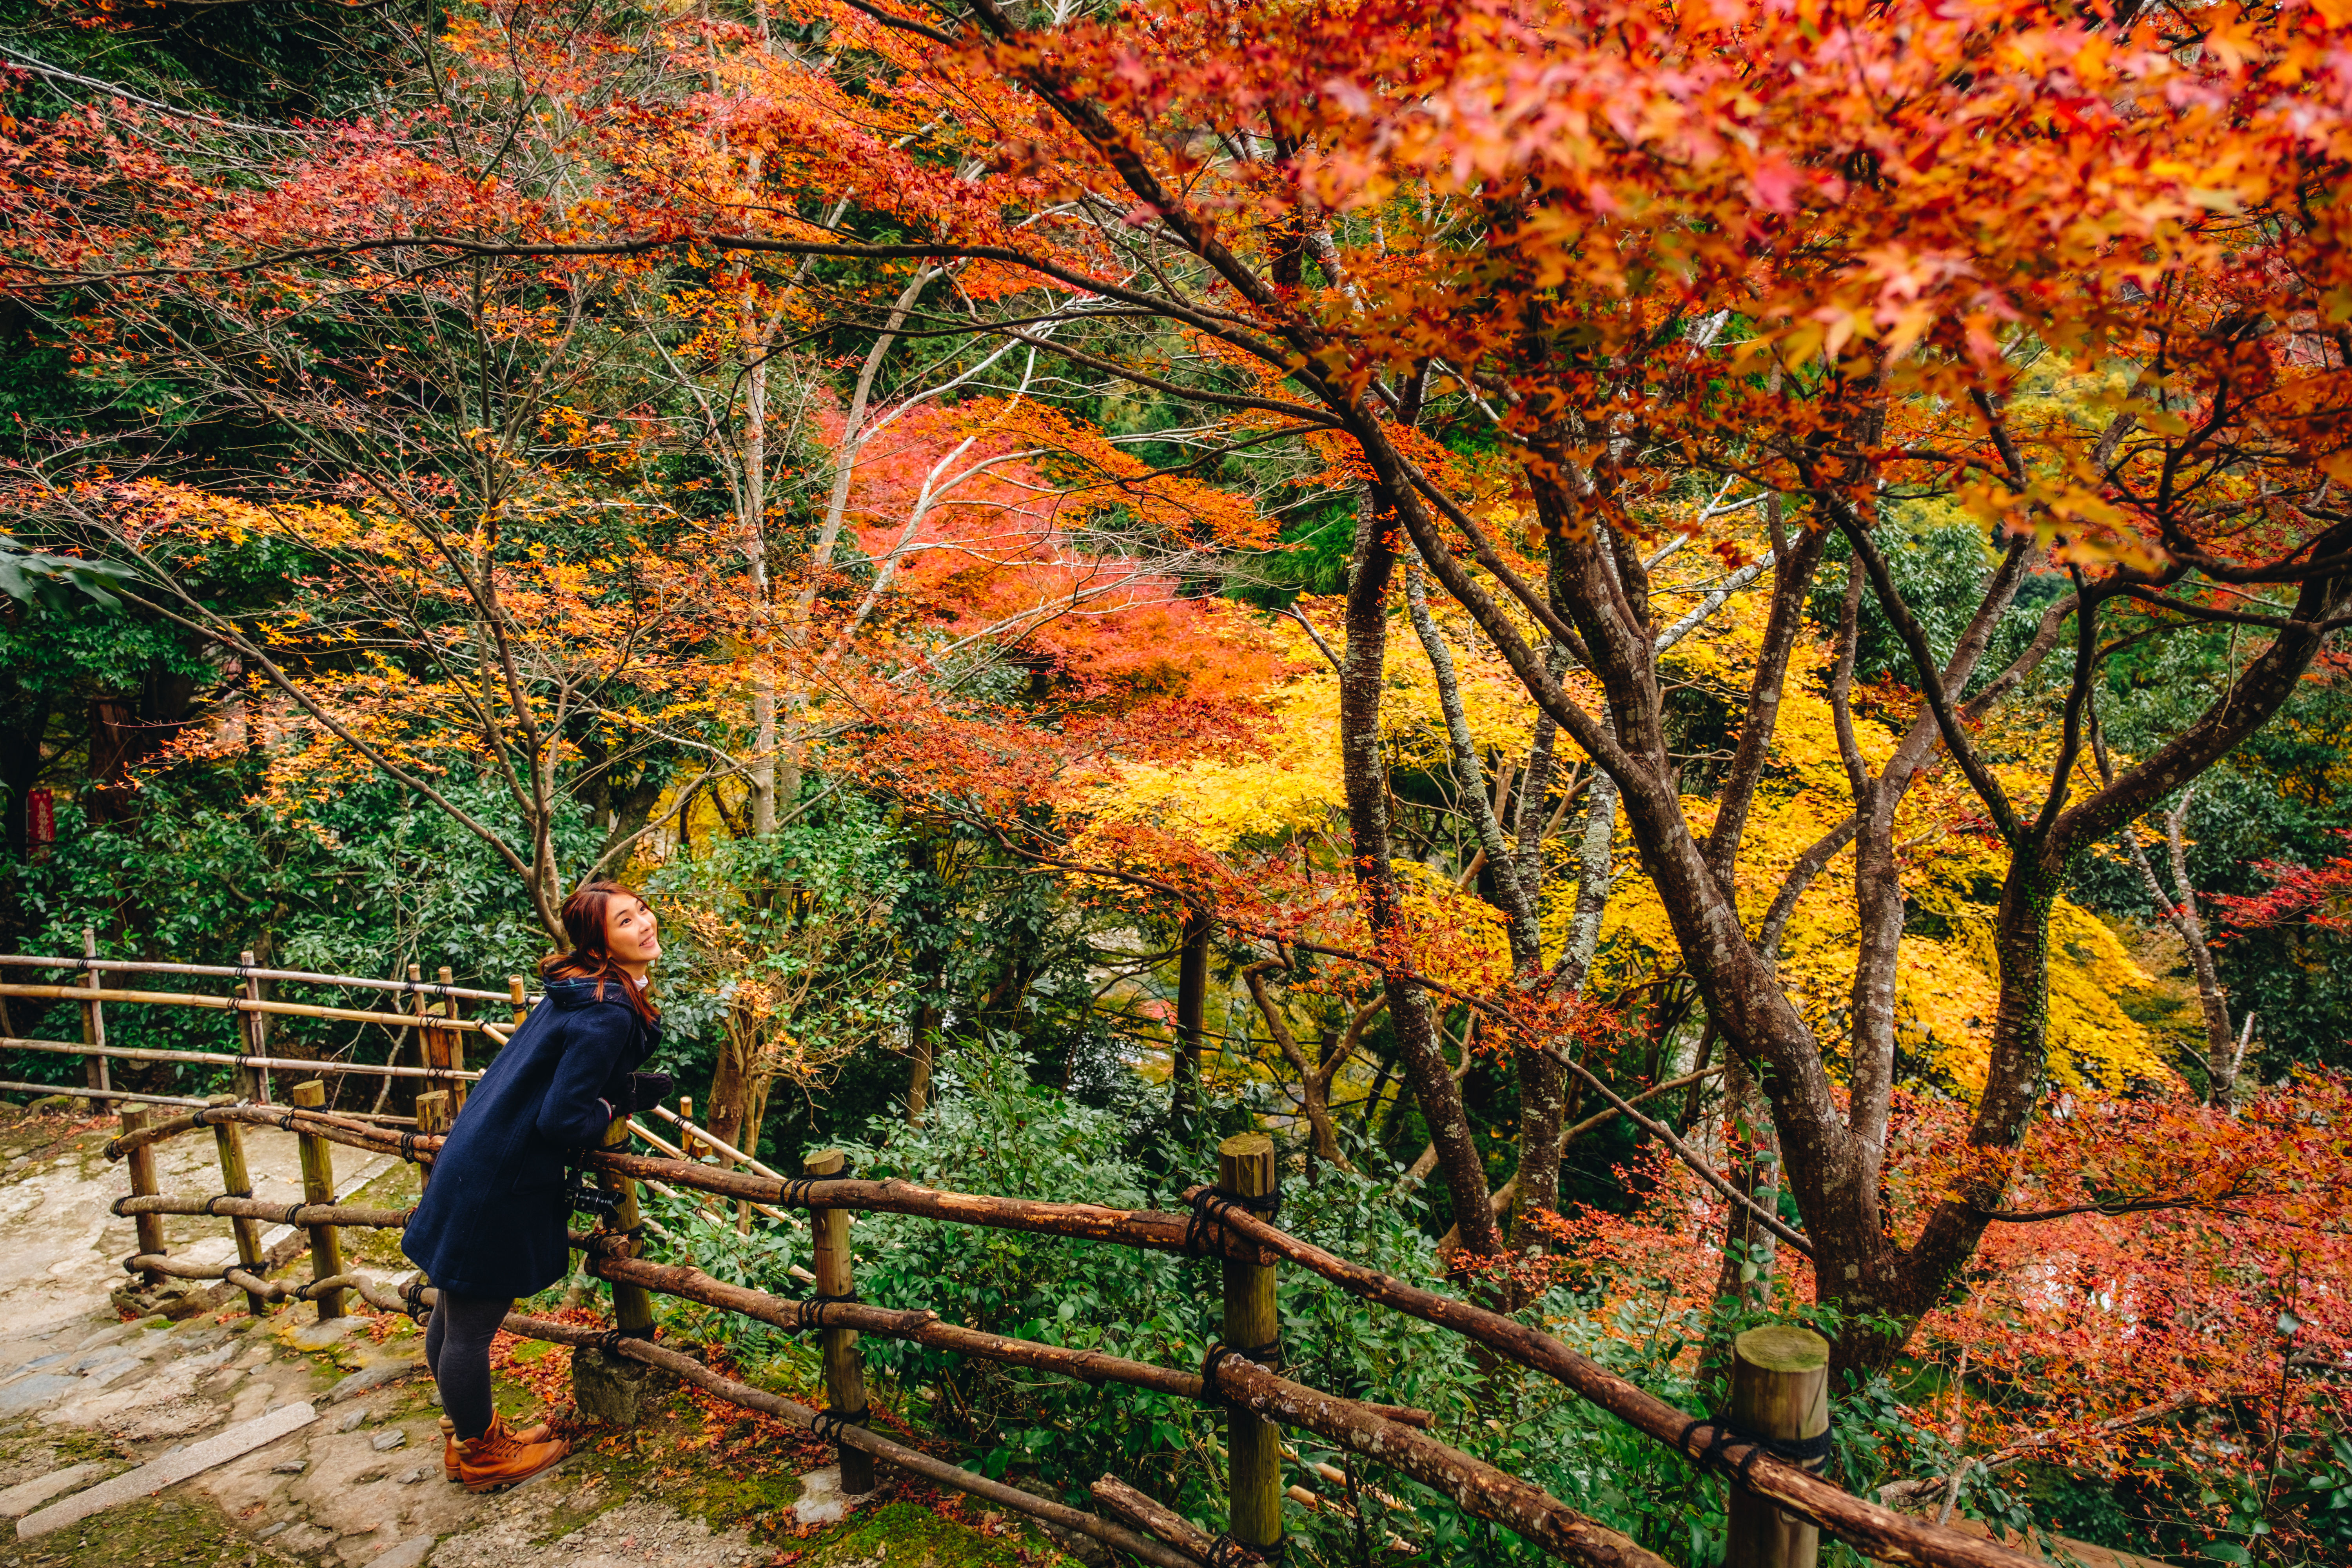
[399,878,675,1490]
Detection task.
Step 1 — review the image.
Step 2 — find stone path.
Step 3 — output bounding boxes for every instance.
[0,1104,1068,1568]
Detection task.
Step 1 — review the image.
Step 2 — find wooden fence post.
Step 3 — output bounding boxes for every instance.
[1724,1326,1831,1568]
[437,966,466,1115]
[570,1111,666,1426]
[599,1114,657,1336]
[413,1091,449,1191]
[120,1107,166,1287]
[807,1148,873,1494]
[207,1093,270,1316]
[405,962,426,1090]
[415,965,445,1103]
[507,976,528,1031]
[238,949,269,1103]
[290,1080,345,1321]
[1219,1131,1283,1561]
[79,927,113,1114]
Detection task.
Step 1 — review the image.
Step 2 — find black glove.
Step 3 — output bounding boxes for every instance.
[628,1070,674,1112]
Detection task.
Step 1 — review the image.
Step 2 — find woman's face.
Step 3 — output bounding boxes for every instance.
[604,896,661,972]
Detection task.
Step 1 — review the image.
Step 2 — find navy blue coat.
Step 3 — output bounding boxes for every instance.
[401,977,657,1300]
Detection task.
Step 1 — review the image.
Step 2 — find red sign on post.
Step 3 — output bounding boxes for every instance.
[26,787,54,859]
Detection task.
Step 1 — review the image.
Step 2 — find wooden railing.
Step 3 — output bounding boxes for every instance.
[91,1092,2037,1568]
[0,937,523,1116]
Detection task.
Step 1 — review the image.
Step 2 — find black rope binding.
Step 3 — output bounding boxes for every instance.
[809,1405,870,1443]
[1183,1182,1281,1258]
[1198,1343,1243,1405]
[794,1293,862,1330]
[1204,1532,1285,1566]
[1673,1412,1834,1483]
[400,1276,432,1320]
[779,1160,855,1209]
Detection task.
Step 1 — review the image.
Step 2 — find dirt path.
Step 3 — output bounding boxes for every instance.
[0,1103,1078,1568]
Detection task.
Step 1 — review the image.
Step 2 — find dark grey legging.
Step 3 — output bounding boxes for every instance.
[423,1290,514,1441]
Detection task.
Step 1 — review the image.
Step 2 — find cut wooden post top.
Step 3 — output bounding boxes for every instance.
[290,1079,327,1109]
[804,1148,847,1178]
[1733,1326,1829,1375]
[1217,1132,1276,1192]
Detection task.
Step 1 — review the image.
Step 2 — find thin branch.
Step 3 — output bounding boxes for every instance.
[1837,511,2022,840]
[1541,1044,1815,1258]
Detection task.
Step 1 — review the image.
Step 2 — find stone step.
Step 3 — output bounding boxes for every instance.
[16,1400,318,1539]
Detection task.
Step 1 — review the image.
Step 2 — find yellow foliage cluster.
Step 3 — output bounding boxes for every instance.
[1089,539,2183,1101]
[1592,561,2177,1095]
[1085,598,1540,854]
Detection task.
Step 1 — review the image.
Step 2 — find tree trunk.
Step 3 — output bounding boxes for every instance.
[907,998,938,1124]
[2165,802,2243,1109]
[1172,906,1209,1136]
[702,998,771,1161]
[2117,793,2242,1107]
[1340,496,1501,1259]
[1875,564,2350,1368]
[745,347,778,838]
[1405,557,1566,1256]
[1242,962,1352,1172]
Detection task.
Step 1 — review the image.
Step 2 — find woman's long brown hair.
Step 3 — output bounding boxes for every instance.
[539,879,661,1024]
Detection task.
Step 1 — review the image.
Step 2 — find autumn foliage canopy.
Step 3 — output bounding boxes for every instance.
[6,0,2352,1555]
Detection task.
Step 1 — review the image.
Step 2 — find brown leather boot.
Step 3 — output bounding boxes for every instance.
[439,1414,552,1482]
[452,1413,569,1493]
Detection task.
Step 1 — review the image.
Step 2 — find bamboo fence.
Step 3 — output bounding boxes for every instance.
[88,1088,2038,1568]
[0,940,517,1116]
[0,950,523,1004]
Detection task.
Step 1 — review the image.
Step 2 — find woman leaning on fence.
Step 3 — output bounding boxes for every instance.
[401,880,673,1491]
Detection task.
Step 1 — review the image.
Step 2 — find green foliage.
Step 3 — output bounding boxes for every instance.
[1812,509,1999,688]
[845,1043,1221,1502]
[2073,635,2352,1074]
[0,541,134,613]
[2278,1434,2352,1554]
[1,775,576,1095]
[638,1041,2003,1566]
